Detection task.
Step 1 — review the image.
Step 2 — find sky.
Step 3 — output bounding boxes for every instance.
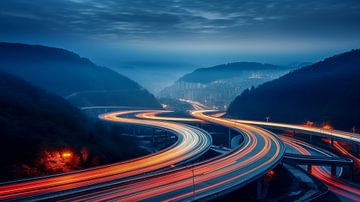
[1,0,360,77]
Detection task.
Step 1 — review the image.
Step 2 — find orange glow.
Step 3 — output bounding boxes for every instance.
[51,110,284,201]
[322,123,333,130]
[304,121,314,127]
[62,152,72,158]
[0,110,212,201]
[230,119,360,144]
[266,170,275,177]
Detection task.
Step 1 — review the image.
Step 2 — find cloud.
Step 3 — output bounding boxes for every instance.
[0,0,359,53]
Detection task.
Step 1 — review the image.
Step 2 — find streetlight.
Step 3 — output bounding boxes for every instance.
[265,116,270,122]
[192,169,195,200]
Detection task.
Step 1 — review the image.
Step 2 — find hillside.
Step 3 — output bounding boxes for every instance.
[159,62,292,109]
[228,49,360,130]
[0,71,147,180]
[0,42,160,108]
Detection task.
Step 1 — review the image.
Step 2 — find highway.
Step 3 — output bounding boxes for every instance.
[59,110,285,201]
[229,119,360,144]
[0,110,212,201]
[147,102,360,201]
[280,135,360,201]
[135,110,203,123]
[118,107,360,201]
[2,105,356,201]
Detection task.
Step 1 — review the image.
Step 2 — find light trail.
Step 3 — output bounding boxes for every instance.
[281,135,360,201]
[180,99,209,110]
[332,141,360,166]
[61,110,284,201]
[141,107,360,201]
[0,110,211,201]
[135,110,203,123]
[231,119,360,144]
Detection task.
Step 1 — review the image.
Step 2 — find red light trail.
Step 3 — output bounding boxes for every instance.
[0,110,211,201]
[58,110,284,201]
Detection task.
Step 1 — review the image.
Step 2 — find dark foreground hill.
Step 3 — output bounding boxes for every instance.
[0,42,160,108]
[0,71,147,180]
[228,49,360,130]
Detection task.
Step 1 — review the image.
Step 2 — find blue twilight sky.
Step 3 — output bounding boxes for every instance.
[1,0,360,68]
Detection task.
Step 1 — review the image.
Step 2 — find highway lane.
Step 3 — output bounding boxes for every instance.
[180,99,210,110]
[0,110,212,201]
[230,119,360,144]
[281,135,360,201]
[135,110,203,123]
[62,110,284,201]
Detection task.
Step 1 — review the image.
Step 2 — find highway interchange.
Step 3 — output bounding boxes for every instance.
[0,106,359,201]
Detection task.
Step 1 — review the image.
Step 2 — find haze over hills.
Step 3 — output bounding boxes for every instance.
[0,42,160,108]
[159,62,293,109]
[114,61,195,94]
[228,49,360,130]
[0,71,147,180]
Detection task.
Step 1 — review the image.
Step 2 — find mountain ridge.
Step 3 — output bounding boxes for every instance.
[0,42,161,108]
[0,70,147,180]
[228,49,360,130]
[160,62,293,108]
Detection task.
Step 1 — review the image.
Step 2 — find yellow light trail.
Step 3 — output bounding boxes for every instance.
[0,110,211,201]
[61,110,284,201]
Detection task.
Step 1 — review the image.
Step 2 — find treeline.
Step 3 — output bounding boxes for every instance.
[228,49,360,131]
[0,71,147,180]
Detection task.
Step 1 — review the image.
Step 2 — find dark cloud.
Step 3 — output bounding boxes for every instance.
[0,0,359,64]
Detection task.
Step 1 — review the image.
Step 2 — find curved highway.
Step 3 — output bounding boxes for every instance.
[281,135,360,201]
[114,108,360,201]
[62,110,284,201]
[136,110,203,123]
[0,110,212,201]
[230,119,360,144]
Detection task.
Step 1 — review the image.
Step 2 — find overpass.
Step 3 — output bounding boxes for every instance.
[283,153,353,177]
[231,119,360,145]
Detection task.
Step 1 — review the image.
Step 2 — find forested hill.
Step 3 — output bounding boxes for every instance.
[0,42,160,108]
[228,49,360,130]
[179,62,288,83]
[0,71,147,180]
[160,62,292,108]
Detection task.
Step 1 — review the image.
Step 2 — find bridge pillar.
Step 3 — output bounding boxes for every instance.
[307,165,312,174]
[348,165,353,181]
[152,128,155,144]
[354,144,359,154]
[330,138,334,146]
[331,165,337,177]
[256,177,265,199]
[228,128,232,148]
[309,134,313,143]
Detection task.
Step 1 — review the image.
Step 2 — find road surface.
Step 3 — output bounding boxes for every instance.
[230,119,360,144]
[0,110,211,201]
[281,135,360,201]
[58,110,284,201]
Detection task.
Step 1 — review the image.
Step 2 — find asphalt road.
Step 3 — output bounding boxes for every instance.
[0,110,212,201]
[60,110,284,201]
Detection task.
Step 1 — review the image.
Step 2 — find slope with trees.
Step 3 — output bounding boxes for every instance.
[228,49,360,130]
[0,42,160,108]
